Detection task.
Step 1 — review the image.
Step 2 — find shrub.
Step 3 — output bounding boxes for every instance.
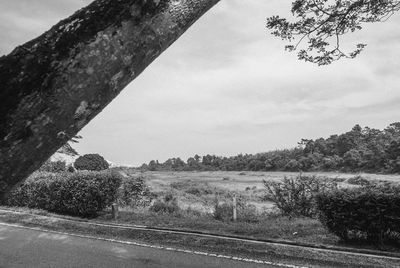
[214,203,233,221]
[74,154,109,171]
[118,176,152,208]
[7,171,122,217]
[150,200,180,214]
[149,194,180,214]
[316,185,400,244]
[38,160,66,173]
[238,202,259,223]
[263,175,337,217]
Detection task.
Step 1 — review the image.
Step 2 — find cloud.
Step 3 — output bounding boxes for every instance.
[1,1,400,165]
[0,0,91,54]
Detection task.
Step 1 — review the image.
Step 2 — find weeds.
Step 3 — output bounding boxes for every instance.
[149,193,180,214]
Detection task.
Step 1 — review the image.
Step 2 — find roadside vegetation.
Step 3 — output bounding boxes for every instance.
[1,210,384,268]
[3,151,400,253]
[6,170,121,217]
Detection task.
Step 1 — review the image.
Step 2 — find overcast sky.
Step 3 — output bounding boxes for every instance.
[1,0,400,166]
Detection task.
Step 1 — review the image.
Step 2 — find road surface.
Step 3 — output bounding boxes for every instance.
[0,224,290,268]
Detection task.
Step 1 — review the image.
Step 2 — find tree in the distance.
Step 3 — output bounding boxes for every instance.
[148,160,158,171]
[74,154,109,171]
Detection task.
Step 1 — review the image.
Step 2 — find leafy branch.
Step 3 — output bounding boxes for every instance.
[267,0,400,65]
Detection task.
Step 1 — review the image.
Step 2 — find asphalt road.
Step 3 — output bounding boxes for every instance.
[0,224,286,268]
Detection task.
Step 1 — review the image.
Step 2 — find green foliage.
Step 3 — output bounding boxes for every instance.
[316,186,400,244]
[74,153,109,171]
[267,0,400,65]
[38,160,66,173]
[263,175,337,217]
[6,171,122,217]
[118,176,152,208]
[149,193,180,214]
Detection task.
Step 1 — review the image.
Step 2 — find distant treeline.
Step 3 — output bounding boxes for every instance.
[139,122,400,173]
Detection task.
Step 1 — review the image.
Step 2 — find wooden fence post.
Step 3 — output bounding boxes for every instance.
[233,194,237,222]
[112,203,119,220]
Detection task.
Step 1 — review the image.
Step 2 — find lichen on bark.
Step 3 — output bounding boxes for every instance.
[0,0,220,201]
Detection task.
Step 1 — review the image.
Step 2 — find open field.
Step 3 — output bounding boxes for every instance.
[118,170,400,213]
[126,170,400,190]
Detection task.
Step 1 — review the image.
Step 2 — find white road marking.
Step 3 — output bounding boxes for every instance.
[0,221,308,268]
[1,209,400,262]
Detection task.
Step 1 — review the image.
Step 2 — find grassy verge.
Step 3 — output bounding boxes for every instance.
[101,210,400,254]
[97,210,338,246]
[0,207,399,268]
[0,211,390,267]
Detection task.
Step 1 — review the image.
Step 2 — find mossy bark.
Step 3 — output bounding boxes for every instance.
[0,0,220,201]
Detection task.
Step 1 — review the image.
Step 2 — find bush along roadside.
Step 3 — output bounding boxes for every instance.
[263,175,337,217]
[316,185,400,245]
[5,170,122,217]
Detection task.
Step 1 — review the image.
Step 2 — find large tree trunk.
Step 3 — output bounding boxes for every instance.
[0,0,220,201]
